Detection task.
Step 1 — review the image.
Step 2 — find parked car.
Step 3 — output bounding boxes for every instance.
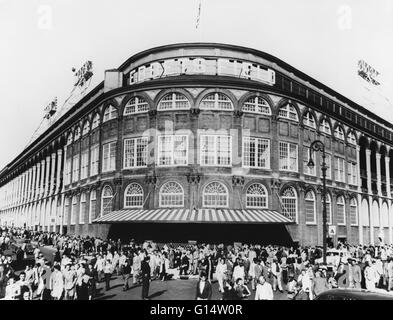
[314,288,393,300]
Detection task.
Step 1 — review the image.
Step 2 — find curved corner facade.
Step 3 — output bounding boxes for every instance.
[0,43,392,246]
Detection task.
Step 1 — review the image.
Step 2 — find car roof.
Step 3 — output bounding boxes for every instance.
[317,288,393,300]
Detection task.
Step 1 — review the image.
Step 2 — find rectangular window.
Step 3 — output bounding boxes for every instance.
[157,135,188,166]
[80,199,86,224]
[279,142,298,172]
[242,137,270,169]
[334,157,345,182]
[200,135,232,166]
[90,145,99,176]
[337,203,346,225]
[71,199,77,225]
[347,162,357,185]
[124,137,148,168]
[89,192,96,224]
[350,204,358,226]
[72,155,80,182]
[65,158,72,185]
[102,142,116,172]
[305,200,316,224]
[81,150,89,179]
[303,146,316,176]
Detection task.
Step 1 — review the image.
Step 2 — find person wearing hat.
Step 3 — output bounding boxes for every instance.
[63,263,76,300]
[141,256,151,300]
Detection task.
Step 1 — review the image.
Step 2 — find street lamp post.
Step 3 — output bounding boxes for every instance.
[307,140,327,265]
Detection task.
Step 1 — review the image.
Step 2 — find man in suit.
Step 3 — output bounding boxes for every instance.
[195,272,212,300]
[141,256,151,300]
[349,258,362,289]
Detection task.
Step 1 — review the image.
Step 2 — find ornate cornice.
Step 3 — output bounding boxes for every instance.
[270,178,281,190]
[190,108,200,116]
[187,172,201,184]
[148,109,157,118]
[232,175,245,186]
[145,173,157,185]
[114,177,123,186]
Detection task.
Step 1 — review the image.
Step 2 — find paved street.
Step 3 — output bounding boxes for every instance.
[92,274,289,300]
[32,245,288,300]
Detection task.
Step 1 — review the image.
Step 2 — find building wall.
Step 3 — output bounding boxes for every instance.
[1,44,393,246]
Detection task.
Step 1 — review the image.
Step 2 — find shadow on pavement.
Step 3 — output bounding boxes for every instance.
[148,290,167,299]
[95,294,117,300]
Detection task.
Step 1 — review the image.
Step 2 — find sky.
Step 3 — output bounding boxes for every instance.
[0,0,392,169]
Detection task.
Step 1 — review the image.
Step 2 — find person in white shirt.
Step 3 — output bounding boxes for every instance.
[255,275,274,300]
[364,261,375,290]
[5,276,20,300]
[215,258,227,293]
[233,259,245,282]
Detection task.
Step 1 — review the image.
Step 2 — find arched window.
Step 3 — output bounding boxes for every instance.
[124,97,149,115]
[337,196,346,225]
[326,193,332,225]
[246,183,268,208]
[319,119,331,135]
[305,190,316,224]
[278,104,298,121]
[92,114,100,129]
[103,105,118,122]
[372,201,380,227]
[200,93,233,111]
[74,126,81,141]
[203,182,229,208]
[71,195,77,225]
[89,190,96,223]
[350,198,358,226]
[303,111,316,129]
[348,131,357,145]
[64,197,70,225]
[281,186,297,222]
[101,186,113,216]
[80,193,86,224]
[67,132,73,145]
[242,96,271,115]
[82,121,90,136]
[382,202,389,227]
[159,181,184,207]
[124,183,144,208]
[334,126,345,141]
[157,93,190,111]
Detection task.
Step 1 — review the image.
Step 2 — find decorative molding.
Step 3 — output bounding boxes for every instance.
[148,109,157,118]
[113,177,123,186]
[232,175,245,186]
[187,173,201,184]
[233,110,243,118]
[145,174,157,185]
[298,181,307,192]
[270,178,281,190]
[190,108,200,116]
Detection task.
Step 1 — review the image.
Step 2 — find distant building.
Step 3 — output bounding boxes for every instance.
[0,43,392,246]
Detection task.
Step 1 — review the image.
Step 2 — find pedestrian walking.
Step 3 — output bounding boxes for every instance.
[141,256,151,300]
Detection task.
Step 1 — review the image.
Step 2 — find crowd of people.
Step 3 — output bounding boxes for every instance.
[1,226,393,300]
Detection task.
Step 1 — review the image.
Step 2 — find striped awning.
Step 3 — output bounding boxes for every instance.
[93,208,294,224]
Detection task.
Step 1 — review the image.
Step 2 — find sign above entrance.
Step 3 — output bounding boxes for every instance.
[328,226,336,236]
[128,57,276,86]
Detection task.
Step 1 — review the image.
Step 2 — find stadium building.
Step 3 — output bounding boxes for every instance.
[0,43,392,246]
